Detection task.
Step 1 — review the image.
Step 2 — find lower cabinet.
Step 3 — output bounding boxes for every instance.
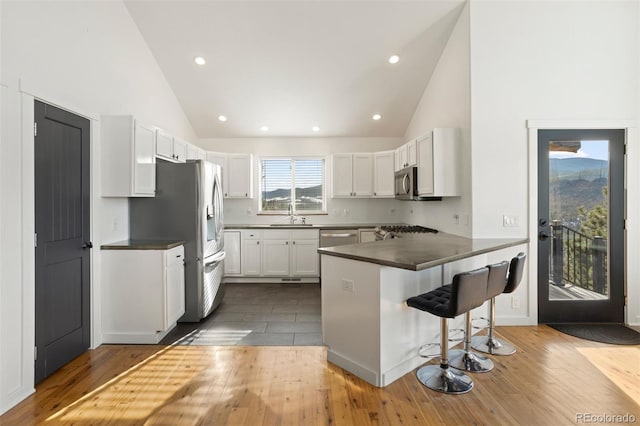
[229,229,319,282]
[101,245,185,344]
[223,230,241,275]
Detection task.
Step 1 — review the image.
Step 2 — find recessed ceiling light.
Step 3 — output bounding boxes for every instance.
[260,125,269,132]
[218,115,227,122]
[388,55,400,64]
[312,126,320,132]
[372,114,382,121]
[194,56,206,65]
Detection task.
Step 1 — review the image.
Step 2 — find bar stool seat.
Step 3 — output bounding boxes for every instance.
[407,267,489,394]
[471,253,526,355]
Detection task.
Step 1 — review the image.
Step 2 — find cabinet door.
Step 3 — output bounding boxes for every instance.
[224,231,241,275]
[242,240,261,275]
[227,154,252,198]
[291,239,319,276]
[156,129,174,160]
[352,153,373,197]
[331,154,353,197]
[417,134,435,195]
[173,138,187,163]
[396,145,407,170]
[406,139,417,167]
[165,248,185,329]
[262,240,290,276]
[186,144,201,160]
[373,151,394,197]
[133,122,156,196]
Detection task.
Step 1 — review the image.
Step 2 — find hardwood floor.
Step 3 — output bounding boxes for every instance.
[1,325,638,425]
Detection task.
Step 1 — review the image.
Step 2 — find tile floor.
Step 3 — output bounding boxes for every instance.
[160,283,323,346]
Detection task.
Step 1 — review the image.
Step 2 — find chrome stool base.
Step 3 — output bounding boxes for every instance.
[448,348,494,372]
[416,364,473,394]
[471,335,516,356]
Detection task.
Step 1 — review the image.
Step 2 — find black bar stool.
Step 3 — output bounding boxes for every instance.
[407,267,489,394]
[448,262,502,372]
[471,252,526,356]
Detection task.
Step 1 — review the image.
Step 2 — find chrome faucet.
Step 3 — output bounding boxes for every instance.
[288,203,296,224]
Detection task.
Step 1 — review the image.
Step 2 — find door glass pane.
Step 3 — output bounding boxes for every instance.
[548,140,609,301]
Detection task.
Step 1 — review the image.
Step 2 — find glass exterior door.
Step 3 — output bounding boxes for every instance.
[538,129,625,323]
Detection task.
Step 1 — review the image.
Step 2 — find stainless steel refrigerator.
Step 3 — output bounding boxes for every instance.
[130,159,225,322]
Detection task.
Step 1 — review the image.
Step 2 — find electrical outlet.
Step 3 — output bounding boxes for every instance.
[503,215,520,228]
[453,214,460,224]
[341,279,354,292]
[511,295,521,309]
[390,208,396,216]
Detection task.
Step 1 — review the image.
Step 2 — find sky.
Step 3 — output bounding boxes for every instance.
[550,140,609,161]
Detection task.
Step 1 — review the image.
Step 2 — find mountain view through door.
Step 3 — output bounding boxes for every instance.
[538,129,625,323]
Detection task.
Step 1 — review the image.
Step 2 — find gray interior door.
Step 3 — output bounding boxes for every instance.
[35,100,91,383]
[537,129,625,323]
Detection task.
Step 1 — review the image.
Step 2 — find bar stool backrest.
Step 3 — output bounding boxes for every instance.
[503,252,526,294]
[486,261,509,299]
[450,267,489,317]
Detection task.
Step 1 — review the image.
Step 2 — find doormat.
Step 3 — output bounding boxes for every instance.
[547,323,640,345]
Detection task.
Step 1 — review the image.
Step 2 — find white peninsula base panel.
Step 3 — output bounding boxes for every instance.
[321,245,526,387]
[102,246,185,344]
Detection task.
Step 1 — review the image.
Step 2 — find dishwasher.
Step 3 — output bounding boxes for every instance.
[319,229,359,248]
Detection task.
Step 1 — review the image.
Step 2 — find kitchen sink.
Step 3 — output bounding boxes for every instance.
[270,223,313,227]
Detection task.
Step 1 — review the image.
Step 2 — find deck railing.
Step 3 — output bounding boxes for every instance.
[550,220,607,295]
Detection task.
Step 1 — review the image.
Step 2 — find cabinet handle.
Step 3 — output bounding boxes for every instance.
[286,241,289,245]
[245,193,248,197]
[292,241,296,245]
[257,241,260,245]
[373,192,376,196]
[225,193,228,197]
[176,255,182,258]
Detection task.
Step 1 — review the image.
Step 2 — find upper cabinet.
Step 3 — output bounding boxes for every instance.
[373,151,395,198]
[395,138,417,171]
[206,152,253,198]
[101,115,156,197]
[186,144,206,161]
[155,129,186,163]
[332,153,373,198]
[417,128,461,197]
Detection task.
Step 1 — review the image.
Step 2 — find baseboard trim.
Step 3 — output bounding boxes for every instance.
[224,277,320,284]
[326,349,379,387]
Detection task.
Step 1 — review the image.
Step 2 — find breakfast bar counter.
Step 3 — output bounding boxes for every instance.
[318,233,528,387]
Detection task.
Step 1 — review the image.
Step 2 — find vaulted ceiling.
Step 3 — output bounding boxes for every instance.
[124,1,465,138]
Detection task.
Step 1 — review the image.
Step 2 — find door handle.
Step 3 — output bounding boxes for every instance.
[538,232,550,241]
[82,242,93,249]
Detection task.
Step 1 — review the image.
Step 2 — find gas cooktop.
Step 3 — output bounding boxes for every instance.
[374,225,438,240]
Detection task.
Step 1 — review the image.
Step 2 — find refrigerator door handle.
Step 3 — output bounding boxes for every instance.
[204,251,226,266]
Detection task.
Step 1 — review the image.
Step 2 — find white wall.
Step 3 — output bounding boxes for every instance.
[201,137,405,225]
[401,3,471,237]
[0,1,198,414]
[469,1,639,324]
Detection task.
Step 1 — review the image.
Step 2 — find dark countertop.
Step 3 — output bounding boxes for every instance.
[224,223,401,230]
[100,240,186,250]
[317,232,528,271]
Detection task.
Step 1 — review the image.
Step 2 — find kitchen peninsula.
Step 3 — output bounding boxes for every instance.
[318,232,528,387]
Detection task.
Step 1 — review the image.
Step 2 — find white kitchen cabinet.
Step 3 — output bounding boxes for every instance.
[186,144,206,161]
[332,153,373,198]
[373,151,395,198]
[223,230,241,275]
[417,128,461,197]
[156,130,186,163]
[206,152,253,198]
[241,230,262,275]
[101,115,156,197]
[233,229,319,281]
[227,154,253,198]
[101,245,185,344]
[262,240,290,276]
[395,139,417,171]
[291,238,319,276]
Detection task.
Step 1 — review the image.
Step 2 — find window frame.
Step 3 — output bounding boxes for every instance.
[258,156,327,215]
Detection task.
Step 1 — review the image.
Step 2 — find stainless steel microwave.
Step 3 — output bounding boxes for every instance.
[394,166,418,200]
